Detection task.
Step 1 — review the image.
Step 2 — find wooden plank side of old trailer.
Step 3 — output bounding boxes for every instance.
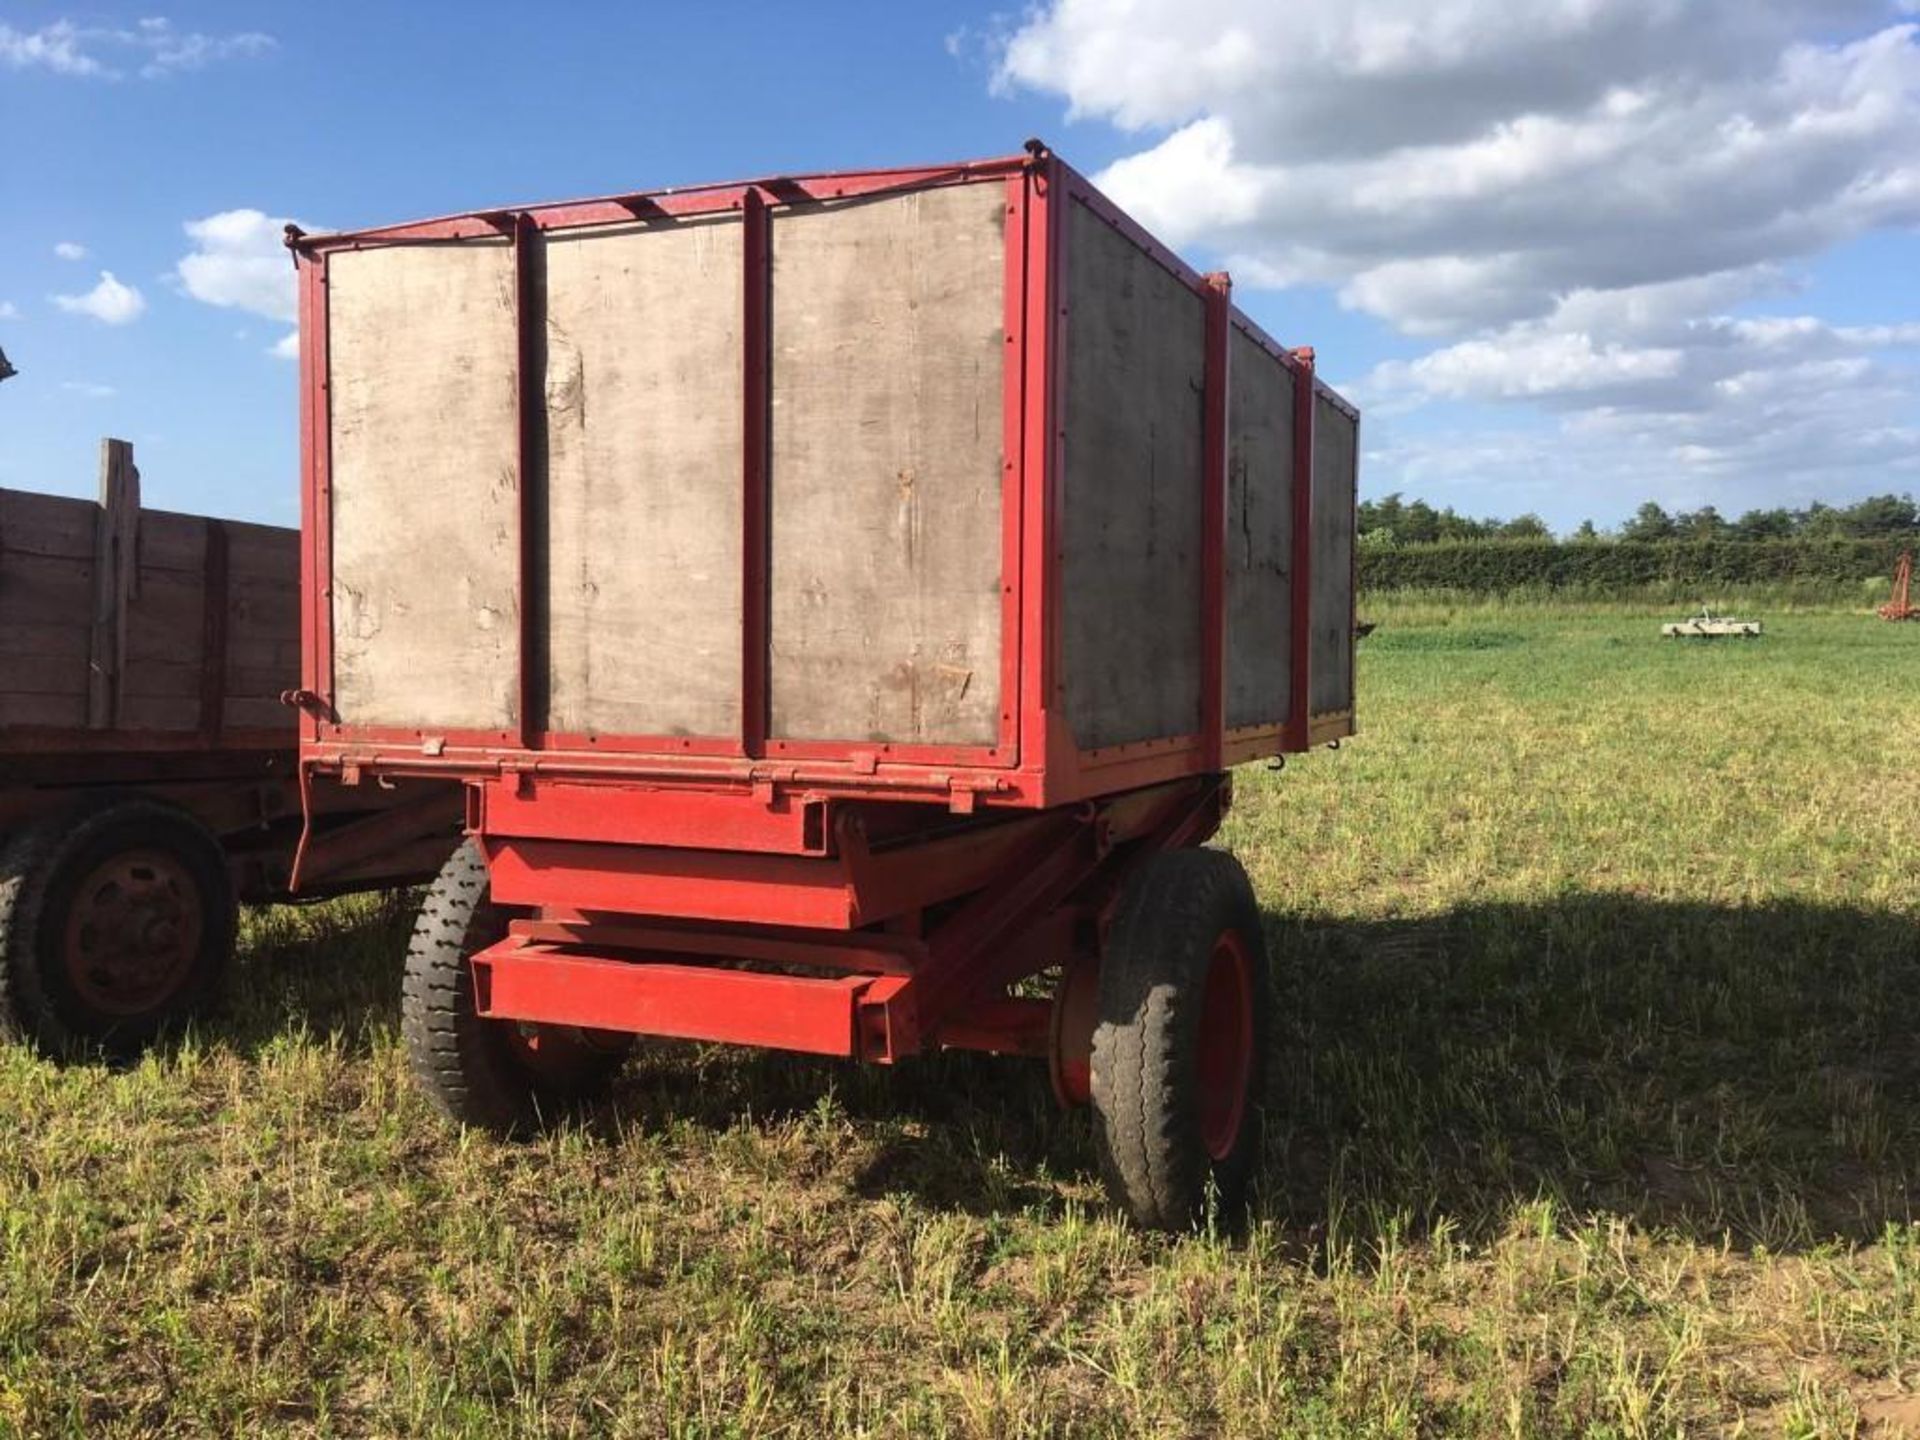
[0,449,300,753]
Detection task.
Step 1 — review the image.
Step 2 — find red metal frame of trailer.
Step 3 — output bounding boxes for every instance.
[286,143,1358,1083]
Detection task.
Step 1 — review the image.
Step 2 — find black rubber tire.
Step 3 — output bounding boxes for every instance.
[1090,847,1270,1231]
[401,839,630,1135]
[0,796,236,1060]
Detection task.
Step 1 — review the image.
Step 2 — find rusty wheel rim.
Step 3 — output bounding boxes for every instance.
[61,849,204,1017]
[1197,930,1254,1162]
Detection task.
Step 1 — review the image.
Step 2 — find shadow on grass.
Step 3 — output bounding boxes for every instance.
[214,890,421,1059]
[201,887,1918,1246]
[1262,894,1919,1251]
[831,893,1919,1246]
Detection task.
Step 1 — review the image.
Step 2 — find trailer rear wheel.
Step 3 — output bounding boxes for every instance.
[402,840,630,1135]
[1091,847,1268,1231]
[0,797,235,1059]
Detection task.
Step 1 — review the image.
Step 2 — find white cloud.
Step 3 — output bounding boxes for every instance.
[0,300,18,320]
[52,241,87,261]
[997,2,1920,512]
[0,17,272,80]
[60,381,116,398]
[1010,16,1920,333]
[51,271,145,325]
[270,331,299,361]
[176,210,300,323]
[0,19,105,75]
[131,16,274,78]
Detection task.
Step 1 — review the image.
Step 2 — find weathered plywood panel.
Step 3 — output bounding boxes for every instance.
[1309,392,1358,719]
[768,183,1006,746]
[1060,201,1206,750]
[1225,330,1294,730]
[327,240,519,732]
[544,216,744,737]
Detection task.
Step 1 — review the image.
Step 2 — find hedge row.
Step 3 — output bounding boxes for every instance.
[1357,537,1909,595]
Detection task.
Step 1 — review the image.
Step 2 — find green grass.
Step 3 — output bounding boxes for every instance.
[4,604,1918,1436]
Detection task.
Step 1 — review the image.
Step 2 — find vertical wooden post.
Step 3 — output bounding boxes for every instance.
[198,520,231,739]
[87,437,139,730]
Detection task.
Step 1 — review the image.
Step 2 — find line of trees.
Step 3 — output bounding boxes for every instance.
[1358,492,1920,548]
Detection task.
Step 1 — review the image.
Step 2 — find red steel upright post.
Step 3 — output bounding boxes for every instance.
[1288,347,1317,751]
[512,211,542,750]
[1200,273,1232,774]
[741,188,771,757]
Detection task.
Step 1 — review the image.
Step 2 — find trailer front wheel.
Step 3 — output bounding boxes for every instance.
[403,840,630,1135]
[1091,848,1269,1231]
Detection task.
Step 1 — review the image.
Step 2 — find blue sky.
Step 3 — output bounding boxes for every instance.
[3,1,1918,532]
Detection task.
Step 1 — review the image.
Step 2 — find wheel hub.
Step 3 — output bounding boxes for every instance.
[62,849,204,1017]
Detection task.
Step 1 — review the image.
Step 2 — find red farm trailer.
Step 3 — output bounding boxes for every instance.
[287,141,1360,1229]
[0,441,459,1057]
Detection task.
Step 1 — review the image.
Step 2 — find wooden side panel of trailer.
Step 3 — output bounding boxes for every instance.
[0,455,299,745]
[767,184,1007,747]
[0,489,94,729]
[1308,392,1358,724]
[326,240,521,734]
[543,216,746,739]
[1058,198,1206,752]
[1225,328,1295,732]
[220,521,302,733]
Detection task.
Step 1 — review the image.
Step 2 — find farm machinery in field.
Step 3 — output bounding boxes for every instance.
[1662,606,1762,639]
[1880,550,1916,622]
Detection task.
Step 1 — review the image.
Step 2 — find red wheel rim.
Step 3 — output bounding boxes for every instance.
[61,849,204,1017]
[1197,929,1254,1162]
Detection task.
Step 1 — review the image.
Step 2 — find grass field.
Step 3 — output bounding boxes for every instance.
[3,602,1918,1437]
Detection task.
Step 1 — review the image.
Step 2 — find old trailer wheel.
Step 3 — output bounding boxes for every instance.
[402,840,630,1135]
[1090,848,1269,1231]
[0,797,235,1059]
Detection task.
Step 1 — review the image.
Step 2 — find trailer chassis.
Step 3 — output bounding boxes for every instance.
[363,766,1270,1228]
[456,772,1225,1097]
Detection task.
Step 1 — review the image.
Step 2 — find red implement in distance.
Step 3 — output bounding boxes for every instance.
[1882,550,1917,621]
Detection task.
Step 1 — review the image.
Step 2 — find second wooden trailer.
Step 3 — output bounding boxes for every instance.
[289,142,1359,1228]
